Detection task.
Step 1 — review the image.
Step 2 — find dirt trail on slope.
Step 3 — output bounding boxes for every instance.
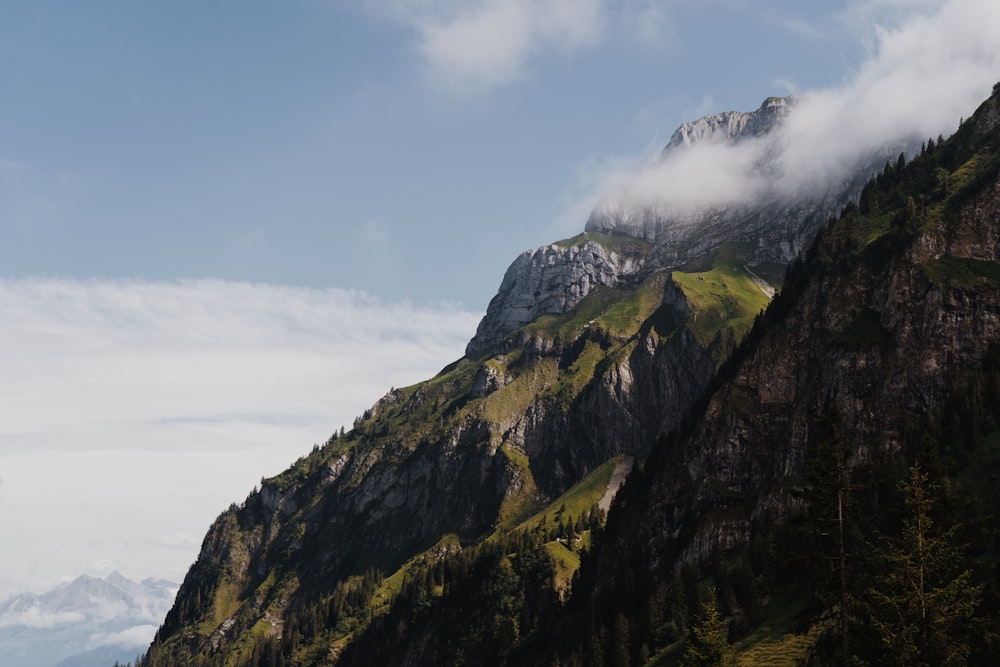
[599,455,634,512]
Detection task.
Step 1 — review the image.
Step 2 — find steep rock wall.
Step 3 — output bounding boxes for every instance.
[595,99,1000,596]
[466,238,647,358]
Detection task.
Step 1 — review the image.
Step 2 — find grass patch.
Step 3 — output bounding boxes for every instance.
[598,274,669,334]
[923,256,1000,289]
[553,231,653,255]
[198,579,242,635]
[544,541,582,594]
[734,594,820,667]
[497,444,543,529]
[525,274,668,342]
[545,341,608,409]
[516,455,622,533]
[480,358,559,424]
[672,258,772,353]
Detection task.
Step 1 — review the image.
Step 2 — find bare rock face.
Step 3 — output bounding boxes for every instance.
[593,94,1000,598]
[465,239,647,357]
[663,95,792,151]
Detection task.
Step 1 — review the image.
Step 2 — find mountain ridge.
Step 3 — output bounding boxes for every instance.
[0,572,176,667]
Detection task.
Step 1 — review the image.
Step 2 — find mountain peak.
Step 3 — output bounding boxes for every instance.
[584,93,885,268]
[662,95,794,153]
[0,573,177,667]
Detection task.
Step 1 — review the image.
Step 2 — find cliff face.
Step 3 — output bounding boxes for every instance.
[153,233,727,663]
[663,96,793,152]
[588,90,1000,631]
[465,236,649,357]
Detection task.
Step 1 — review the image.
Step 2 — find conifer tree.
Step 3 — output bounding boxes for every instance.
[866,464,981,667]
[682,589,737,667]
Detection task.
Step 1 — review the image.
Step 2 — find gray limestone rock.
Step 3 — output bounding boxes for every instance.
[465,239,646,357]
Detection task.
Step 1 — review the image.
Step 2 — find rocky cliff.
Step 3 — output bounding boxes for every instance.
[465,234,649,357]
[572,87,1000,666]
[663,96,793,152]
[147,228,740,664]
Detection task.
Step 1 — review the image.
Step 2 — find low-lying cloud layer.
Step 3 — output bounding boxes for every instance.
[0,278,479,596]
[583,0,1000,226]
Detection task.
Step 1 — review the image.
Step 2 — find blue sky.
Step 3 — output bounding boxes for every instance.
[2,0,1000,608]
[1,0,881,310]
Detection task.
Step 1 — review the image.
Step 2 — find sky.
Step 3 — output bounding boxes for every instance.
[1,0,1000,607]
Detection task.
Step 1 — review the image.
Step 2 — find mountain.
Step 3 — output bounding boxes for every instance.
[573,88,1000,666]
[585,95,908,271]
[137,86,1000,666]
[0,572,176,667]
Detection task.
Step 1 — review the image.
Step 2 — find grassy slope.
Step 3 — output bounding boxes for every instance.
[672,252,773,359]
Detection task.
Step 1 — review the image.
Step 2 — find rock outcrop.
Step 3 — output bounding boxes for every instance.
[663,95,793,152]
[465,237,648,357]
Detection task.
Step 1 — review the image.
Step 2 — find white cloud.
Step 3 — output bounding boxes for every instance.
[553,148,657,235]
[778,0,1000,196]
[570,0,1000,226]
[88,624,159,650]
[368,0,605,92]
[762,12,828,42]
[0,278,479,594]
[0,607,86,629]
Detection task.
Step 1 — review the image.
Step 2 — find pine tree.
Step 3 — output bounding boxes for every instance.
[682,589,737,667]
[865,464,981,666]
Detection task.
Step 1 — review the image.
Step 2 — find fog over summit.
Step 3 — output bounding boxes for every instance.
[585,0,1000,242]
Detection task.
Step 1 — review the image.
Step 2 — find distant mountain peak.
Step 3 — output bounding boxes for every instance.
[0,572,177,667]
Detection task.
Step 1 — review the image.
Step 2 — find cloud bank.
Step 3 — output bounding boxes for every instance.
[0,278,479,595]
[583,0,1000,224]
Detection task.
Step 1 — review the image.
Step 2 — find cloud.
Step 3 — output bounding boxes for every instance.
[367,0,605,92]
[88,624,159,650]
[619,0,676,46]
[777,0,1000,195]
[0,278,479,594]
[145,533,203,552]
[576,0,1000,225]
[554,148,659,235]
[0,278,479,447]
[762,12,828,42]
[0,607,86,629]
[363,219,389,243]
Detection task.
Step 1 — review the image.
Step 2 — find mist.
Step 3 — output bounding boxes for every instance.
[593,0,1000,222]
[0,278,479,597]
